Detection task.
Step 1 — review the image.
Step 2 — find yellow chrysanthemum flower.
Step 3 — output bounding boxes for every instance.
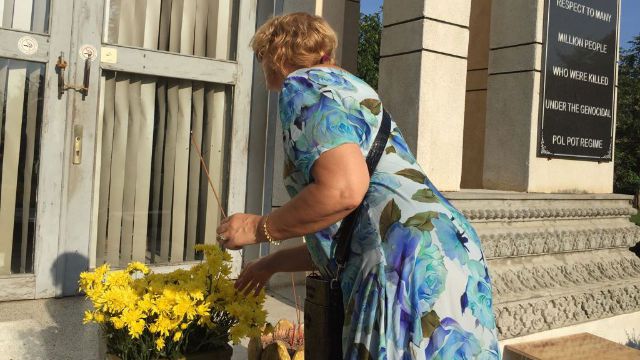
[105,270,131,287]
[137,294,154,314]
[173,293,197,320]
[173,331,182,342]
[111,316,125,330]
[195,303,210,317]
[94,311,106,324]
[150,316,171,337]
[128,319,145,339]
[155,337,165,351]
[126,261,150,275]
[82,310,94,324]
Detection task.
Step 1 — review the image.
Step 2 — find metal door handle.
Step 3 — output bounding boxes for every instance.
[56,53,67,99]
[56,52,91,98]
[82,57,90,97]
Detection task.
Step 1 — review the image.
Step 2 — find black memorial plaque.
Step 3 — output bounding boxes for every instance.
[538,0,619,161]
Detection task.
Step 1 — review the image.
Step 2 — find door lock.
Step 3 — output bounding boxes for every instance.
[56,52,91,98]
[73,125,82,165]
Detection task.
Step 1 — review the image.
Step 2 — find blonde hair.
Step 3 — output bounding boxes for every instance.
[251,12,338,79]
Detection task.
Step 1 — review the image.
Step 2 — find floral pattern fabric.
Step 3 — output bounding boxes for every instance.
[279,67,501,360]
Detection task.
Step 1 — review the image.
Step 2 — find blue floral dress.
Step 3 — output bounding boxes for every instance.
[279,67,501,360]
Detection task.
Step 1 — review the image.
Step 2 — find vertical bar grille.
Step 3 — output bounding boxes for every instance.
[0,58,45,275]
[0,0,50,33]
[97,72,229,265]
[104,0,239,60]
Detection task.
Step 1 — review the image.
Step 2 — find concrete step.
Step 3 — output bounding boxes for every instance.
[445,191,640,340]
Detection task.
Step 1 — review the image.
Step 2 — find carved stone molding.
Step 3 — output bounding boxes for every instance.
[462,207,635,221]
[481,226,640,259]
[446,192,640,339]
[495,282,640,339]
[490,254,640,300]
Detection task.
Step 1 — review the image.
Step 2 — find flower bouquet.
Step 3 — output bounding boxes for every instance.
[79,245,266,360]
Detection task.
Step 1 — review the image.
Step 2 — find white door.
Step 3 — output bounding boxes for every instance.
[0,0,256,300]
[0,0,74,300]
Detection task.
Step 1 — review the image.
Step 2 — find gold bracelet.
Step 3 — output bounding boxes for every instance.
[263,215,280,245]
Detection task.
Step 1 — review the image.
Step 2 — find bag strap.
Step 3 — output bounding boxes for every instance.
[333,109,392,281]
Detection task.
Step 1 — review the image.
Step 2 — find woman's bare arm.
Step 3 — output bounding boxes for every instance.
[235,244,315,295]
[214,143,369,250]
[265,244,316,272]
[264,143,370,241]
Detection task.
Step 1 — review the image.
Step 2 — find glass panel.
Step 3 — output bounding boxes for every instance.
[96,70,231,267]
[103,0,240,61]
[0,0,51,33]
[0,58,45,275]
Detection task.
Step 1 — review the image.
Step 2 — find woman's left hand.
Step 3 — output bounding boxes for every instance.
[216,213,264,250]
[235,257,276,296]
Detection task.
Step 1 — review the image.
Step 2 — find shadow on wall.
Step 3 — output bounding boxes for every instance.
[0,252,103,359]
[51,251,89,297]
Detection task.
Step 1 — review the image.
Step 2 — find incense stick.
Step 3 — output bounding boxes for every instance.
[190,132,227,219]
[291,273,301,326]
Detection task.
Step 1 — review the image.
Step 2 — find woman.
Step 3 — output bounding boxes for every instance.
[216,12,501,360]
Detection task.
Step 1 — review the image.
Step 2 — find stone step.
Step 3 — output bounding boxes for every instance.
[480,222,640,259]
[491,248,640,339]
[489,248,640,302]
[503,333,640,360]
[444,191,640,340]
[445,190,636,223]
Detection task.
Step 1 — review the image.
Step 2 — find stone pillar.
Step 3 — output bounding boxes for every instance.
[282,0,356,69]
[282,0,315,15]
[482,0,614,193]
[317,0,346,65]
[461,0,492,189]
[341,0,360,73]
[378,0,472,191]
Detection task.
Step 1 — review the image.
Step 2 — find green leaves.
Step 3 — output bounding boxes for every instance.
[379,199,401,239]
[360,98,381,115]
[614,35,640,196]
[412,188,438,203]
[421,310,441,338]
[356,343,373,360]
[395,168,427,184]
[283,158,296,179]
[358,11,382,90]
[404,211,439,232]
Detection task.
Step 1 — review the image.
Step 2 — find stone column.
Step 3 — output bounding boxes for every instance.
[461,0,492,189]
[317,0,346,64]
[482,0,615,193]
[282,0,316,14]
[378,0,472,191]
[341,0,360,73]
[282,0,356,70]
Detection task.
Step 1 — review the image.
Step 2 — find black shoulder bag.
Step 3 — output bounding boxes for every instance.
[304,109,391,360]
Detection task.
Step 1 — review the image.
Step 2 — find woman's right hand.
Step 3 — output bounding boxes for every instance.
[235,257,276,296]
